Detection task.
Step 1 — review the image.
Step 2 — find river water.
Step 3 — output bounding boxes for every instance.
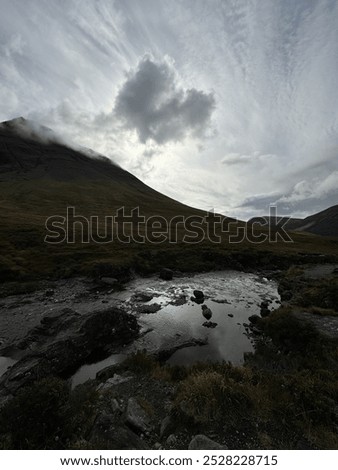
[71,270,279,387]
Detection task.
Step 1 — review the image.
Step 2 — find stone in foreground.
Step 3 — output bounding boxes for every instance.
[126,397,152,433]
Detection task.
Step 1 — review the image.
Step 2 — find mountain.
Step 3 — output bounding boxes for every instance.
[249,205,338,237]
[0,117,240,280]
[290,205,338,237]
[0,117,210,218]
[1,117,336,282]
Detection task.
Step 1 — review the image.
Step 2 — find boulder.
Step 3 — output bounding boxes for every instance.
[193,290,204,299]
[125,397,152,433]
[131,292,154,302]
[160,415,176,439]
[188,434,227,450]
[137,303,161,314]
[89,412,149,449]
[248,314,261,325]
[0,307,139,395]
[160,268,173,280]
[166,434,177,447]
[202,305,212,320]
[190,296,204,304]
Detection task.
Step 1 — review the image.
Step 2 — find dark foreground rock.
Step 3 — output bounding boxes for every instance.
[193,290,204,299]
[248,314,261,325]
[0,307,139,399]
[160,268,173,280]
[89,411,150,450]
[126,397,153,433]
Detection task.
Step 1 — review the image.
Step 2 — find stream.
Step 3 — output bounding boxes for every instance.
[71,270,279,387]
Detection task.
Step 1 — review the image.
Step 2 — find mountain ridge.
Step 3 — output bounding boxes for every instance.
[249,205,338,237]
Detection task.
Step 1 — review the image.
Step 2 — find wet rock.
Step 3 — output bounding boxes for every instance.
[137,303,161,314]
[170,295,187,306]
[190,296,204,304]
[160,268,173,281]
[202,305,212,320]
[0,307,139,395]
[98,374,133,391]
[188,434,228,450]
[156,338,208,362]
[248,314,261,325]
[193,290,204,299]
[89,412,149,449]
[126,397,152,433]
[202,321,217,328]
[260,300,269,309]
[131,292,154,302]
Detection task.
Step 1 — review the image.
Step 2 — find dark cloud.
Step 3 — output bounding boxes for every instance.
[114,56,215,144]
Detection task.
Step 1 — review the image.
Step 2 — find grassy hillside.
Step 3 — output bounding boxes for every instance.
[0,120,337,282]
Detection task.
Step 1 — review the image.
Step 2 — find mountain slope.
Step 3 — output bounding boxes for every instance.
[0,117,209,219]
[292,205,338,237]
[0,117,337,282]
[249,206,338,237]
[0,117,240,280]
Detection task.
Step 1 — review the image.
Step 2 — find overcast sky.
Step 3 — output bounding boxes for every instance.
[1,0,338,219]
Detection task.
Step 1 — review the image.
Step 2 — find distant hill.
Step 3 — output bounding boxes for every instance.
[249,205,338,237]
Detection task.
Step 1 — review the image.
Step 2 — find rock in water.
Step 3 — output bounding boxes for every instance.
[131,292,154,302]
[137,303,161,314]
[202,321,217,328]
[188,435,228,450]
[201,305,212,320]
[193,290,204,299]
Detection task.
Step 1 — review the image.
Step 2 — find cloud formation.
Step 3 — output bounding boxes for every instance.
[0,0,338,218]
[114,56,215,144]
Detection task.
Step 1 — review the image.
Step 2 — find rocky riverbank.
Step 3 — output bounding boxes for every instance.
[0,263,338,449]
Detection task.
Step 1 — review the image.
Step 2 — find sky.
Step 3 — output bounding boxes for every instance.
[0,0,338,220]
